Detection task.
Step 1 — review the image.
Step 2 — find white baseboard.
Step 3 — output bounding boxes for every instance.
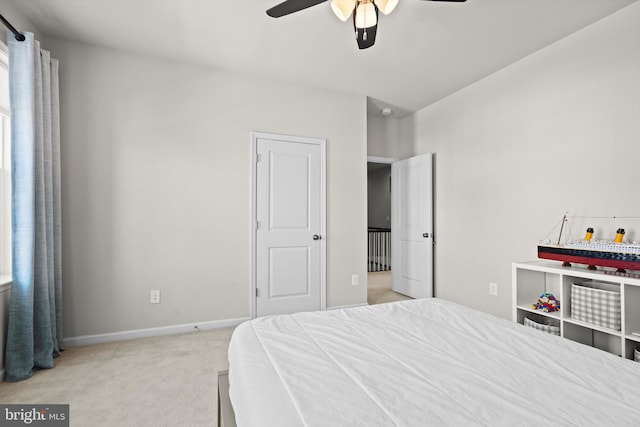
[327,303,369,310]
[63,317,250,347]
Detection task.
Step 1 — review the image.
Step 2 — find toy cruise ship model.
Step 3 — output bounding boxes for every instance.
[538,215,640,272]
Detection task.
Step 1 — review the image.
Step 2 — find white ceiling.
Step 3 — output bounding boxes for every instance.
[8,0,637,117]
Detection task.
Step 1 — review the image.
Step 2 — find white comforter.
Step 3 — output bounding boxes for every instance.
[228,298,640,426]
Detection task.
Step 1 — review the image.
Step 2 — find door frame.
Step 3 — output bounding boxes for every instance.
[250,131,327,319]
[367,156,398,165]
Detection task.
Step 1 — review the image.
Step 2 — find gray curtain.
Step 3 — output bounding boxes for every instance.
[4,32,62,382]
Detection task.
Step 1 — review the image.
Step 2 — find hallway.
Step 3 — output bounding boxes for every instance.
[367,271,413,305]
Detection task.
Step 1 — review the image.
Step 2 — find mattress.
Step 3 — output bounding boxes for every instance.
[228,299,640,426]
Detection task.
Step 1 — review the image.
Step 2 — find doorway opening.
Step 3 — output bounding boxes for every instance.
[367,159,411,305]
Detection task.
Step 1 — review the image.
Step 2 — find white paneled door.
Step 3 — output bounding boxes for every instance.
[253,133,326,317]
[391,153,433,299]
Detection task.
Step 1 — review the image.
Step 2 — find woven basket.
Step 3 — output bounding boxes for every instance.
[524,317,560,336]
[571,282,621,331]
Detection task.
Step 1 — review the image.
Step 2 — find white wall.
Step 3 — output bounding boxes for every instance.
[401,2,640,319]
[45,39,368,339]
[367,114,409,159]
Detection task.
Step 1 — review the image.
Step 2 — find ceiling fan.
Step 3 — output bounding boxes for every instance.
[266,0,467,50]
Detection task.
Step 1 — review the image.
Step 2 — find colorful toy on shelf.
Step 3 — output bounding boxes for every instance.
[531,292,560,312]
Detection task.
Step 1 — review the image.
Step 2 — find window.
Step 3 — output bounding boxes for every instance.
[0,44,10,282]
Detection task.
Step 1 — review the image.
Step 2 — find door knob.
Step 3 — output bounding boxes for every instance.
[313,234,321,240]
[423,233,430,238]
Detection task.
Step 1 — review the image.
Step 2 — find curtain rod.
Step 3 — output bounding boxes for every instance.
[0,14,26,42]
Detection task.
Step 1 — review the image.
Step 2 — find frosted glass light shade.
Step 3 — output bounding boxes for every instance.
[374,0,398,15]
[330,0,357,21]
[354,2,377,28]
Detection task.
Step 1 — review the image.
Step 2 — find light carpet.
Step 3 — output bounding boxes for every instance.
[0,328,233,426]
[367,271,413,305]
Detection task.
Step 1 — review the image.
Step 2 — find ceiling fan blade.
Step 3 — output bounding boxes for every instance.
[267,0,329,18]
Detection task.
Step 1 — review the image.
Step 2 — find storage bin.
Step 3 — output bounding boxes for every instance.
[524,317,560,336]
[571,282,621,331]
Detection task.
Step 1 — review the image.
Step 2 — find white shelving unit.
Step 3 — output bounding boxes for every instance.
[513,260,640,360]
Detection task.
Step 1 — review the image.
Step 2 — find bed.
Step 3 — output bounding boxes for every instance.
[223,298,640,426]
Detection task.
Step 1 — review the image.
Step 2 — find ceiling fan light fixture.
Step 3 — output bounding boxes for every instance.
[354,2,377,29]
[266,0,467,49]
[330,0,357,22]
[373,0,398,15]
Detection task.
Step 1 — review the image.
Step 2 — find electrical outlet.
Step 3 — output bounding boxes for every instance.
[351,274,359,286]
[150,290,161,304]
[489,282,498,296]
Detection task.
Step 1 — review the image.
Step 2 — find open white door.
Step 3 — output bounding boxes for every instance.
[252,132,326,317]
[391,153,433,299]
